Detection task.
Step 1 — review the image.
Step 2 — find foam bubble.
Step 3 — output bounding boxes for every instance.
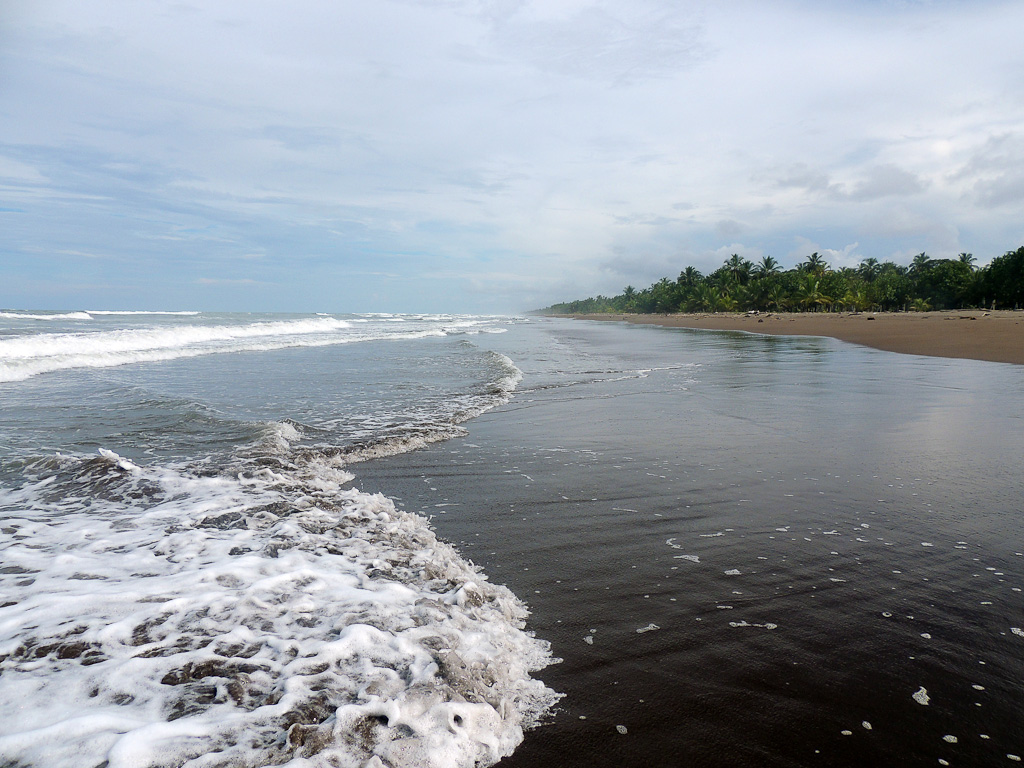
[728,621,777,630]
[0,451,560,767]
[0,318,354,382]
[86,310,201,315]
[0,311,93,320]
[1,316,516,384]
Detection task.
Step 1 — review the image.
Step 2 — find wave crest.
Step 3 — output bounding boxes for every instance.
[0,450,561,768]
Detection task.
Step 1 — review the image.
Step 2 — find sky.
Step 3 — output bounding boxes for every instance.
[2,0,1023,313]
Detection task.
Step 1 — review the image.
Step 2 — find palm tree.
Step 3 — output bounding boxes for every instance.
[958,252,976,271]
[841,289,868,313]
[802,252,830,276]
[732,284,755,311]
[767,284,789,311]
[622,285,636,309]
[858,257,880,282]
[677,266,703,287]
[752,255,780,280]
[743,280,769,311]
[716,288,739,312]
[796,275,831,311]
[910,252,932,275]
[651,278,678,313]
[724,254,752,285]
[686,283,718,312]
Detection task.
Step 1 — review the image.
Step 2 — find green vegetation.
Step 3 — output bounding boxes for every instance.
[544,246,1024,315]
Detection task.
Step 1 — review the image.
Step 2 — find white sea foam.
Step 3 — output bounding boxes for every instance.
[0,317,352,381]
[330,429,472,466]
[0,310,93,320]
[86,310,201,315]
[0,449,560,767]
[0,316,502,383]
[295,352,523,470]
[0,310,200,321]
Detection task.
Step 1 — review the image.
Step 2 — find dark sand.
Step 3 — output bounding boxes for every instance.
[561,310,1024,365]
[354,319,1024,768]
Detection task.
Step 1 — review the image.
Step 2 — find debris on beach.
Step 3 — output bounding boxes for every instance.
[728,621,778,630]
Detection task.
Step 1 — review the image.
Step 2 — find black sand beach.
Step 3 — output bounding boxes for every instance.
[562,310,1024,366]
[355,319,1024,767]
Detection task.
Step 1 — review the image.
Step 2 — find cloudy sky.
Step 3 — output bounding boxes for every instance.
[2,0,1023,313]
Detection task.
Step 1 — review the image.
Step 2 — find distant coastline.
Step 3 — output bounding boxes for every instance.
[550,310,1024,366]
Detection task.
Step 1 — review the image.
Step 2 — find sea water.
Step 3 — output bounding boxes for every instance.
[351,318,1024,767]
[5,311,1024,767]
[0,311,560,768]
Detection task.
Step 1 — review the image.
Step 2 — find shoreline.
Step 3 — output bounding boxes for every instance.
[551,310,1024,365]
[353,318,1024,767]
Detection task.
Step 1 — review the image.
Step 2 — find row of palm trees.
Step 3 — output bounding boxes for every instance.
[546,247,1024,315]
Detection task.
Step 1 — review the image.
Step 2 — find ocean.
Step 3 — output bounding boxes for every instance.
[0,311,558,768]
[2,311,1023,767]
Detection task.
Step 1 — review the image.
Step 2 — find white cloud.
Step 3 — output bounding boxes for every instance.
[842,165,929,201]
[486,0,709,83]
[2,0,1023,310]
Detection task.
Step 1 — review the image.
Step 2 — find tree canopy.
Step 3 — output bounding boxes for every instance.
[543,247,1024,315]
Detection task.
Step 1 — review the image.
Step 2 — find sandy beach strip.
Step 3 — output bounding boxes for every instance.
[556,310,1024,365]
[354,318,1024,767]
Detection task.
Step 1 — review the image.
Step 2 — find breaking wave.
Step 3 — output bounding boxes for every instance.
[0,318,559,767]
[0,443,560,768]
[0,311,93,321]
[0,317,471,383]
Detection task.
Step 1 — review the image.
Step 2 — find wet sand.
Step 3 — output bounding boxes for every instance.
[354,319,1024,768]
[559,311,1024,365]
